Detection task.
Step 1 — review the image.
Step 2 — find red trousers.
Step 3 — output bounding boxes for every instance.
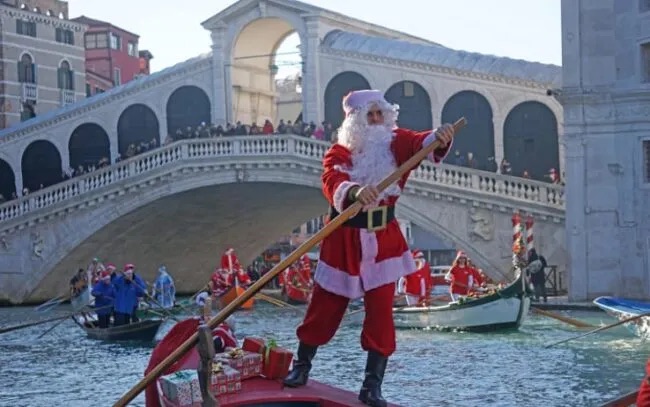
[297,282,396,357]
[637,358,650,406]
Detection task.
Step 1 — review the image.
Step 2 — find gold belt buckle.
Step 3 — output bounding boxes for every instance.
[366,206,388,232]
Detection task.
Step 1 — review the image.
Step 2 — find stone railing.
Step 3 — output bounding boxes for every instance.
[0,135,564,225]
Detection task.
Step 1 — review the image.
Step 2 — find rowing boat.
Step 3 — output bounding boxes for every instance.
[593,296,650,340]
[73,317,164,342]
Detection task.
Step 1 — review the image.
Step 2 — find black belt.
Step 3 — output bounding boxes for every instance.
[329,205,395,231]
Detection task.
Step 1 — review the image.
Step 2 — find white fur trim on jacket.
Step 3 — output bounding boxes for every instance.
[423,132,453,163]
[332,181,360,213]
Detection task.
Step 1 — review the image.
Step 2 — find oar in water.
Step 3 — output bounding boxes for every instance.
[531,306,595,329]
[34,294,69,313]
[544,311,650,348]
[112,117,467,407]
[0,304,112,335]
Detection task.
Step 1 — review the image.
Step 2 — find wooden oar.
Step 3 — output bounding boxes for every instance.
[531,306,595,329]
[544,311,650,348]
[34,294,69,312]
[0,304,112,335]
[112,117,467,407]
[256,292,306,312]
[36,317,67,339]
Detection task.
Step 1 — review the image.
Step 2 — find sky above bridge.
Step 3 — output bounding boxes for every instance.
[67,0,561,78]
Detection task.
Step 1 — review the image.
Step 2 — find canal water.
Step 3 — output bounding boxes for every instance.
[0,302,646,407]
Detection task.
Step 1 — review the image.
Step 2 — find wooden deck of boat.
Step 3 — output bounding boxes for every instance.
[217,377,403,407]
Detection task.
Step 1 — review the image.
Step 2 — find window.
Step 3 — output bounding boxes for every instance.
[85,33,108,49]
[57,61,74,90]
[403,81,415,97]
[110,33,121,50]
[16,20,36,37]
[113,68,121,86]
[55,28,74,45]
[642,42,650,83]
[85,83,91,97]
[127,41,138,57]
[95,87,104,94]
[17,54,36,83]
[643,140,650,184]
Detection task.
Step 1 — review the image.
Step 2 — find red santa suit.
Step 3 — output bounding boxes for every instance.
[209,268,231,296]
[404,250,432,306]
[221,248,243,274]
[446,251,473,301]
[212,321,238,353]
[637,357,650,406]
[296,90,451,358]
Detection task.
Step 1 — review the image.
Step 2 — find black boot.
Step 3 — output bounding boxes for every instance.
[283,342,318,388]
[358,351,388,407]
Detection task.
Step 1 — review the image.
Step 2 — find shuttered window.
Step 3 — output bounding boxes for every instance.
[644,140,650,183]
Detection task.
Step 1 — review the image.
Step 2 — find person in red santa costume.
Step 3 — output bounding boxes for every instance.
[208,267,231,296]
[445,251,474,302]
[403,250,433,306]
[220,248,251,287]
[283,89,454,407]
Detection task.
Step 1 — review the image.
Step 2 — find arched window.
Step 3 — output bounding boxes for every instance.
[18,53,35,83]
[57,61,74,90]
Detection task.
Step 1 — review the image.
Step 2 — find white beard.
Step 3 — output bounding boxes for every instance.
[337,125,401,201]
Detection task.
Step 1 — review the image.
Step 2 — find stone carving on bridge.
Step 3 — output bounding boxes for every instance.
[0,236,8,251]
[468,208,495,241]
[236,169,249,182]
[31,232,44,259]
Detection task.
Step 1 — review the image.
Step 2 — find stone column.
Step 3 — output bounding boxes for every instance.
[210,25,230,126]
[564,131,588,301]
[492,113,505,166]
[300,17,322,125]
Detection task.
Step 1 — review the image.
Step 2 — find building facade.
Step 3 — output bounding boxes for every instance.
[72,15,153,97]
[561,0,650,300]
[0,0,86,129]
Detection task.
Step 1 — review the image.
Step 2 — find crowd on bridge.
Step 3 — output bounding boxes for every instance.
[0,116,563,206]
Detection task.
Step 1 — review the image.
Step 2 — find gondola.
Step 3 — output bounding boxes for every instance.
[73,317,164,342]
[281,281,311,305]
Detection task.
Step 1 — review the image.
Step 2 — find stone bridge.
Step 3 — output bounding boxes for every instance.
[0,135,565,304]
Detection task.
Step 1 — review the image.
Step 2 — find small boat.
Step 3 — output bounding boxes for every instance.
[156,344,402,407]
[351,270,530,332]
[73,317,164,342]
[281,282,311,305]
[219,285,254,310]
[593,296,650,339]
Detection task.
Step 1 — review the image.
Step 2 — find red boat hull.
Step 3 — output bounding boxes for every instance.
[282,283,311,304]
[160,376,402,407]
[157,342,401,407]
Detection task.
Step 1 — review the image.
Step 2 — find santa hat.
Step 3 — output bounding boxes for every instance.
[124,263,135,273]
[100,271,111,281]
[412,250,424,259]
[342,90,388,116]
[225,248,235,254]
[549,168,557,173]
[106,263,116,271]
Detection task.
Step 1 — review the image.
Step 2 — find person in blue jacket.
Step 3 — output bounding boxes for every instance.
[91,270,115,328]
[113,265,145,326]
[123,263,148,322]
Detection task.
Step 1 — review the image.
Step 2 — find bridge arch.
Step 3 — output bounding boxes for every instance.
[503,101,559,181]
[441,90,495,170]
[229,15,304,125]
[384,80,432,131]
[0,158,16,200]
[117,104,160,157]
[27,171,327,301]
[21,140,62,191]
[166,85,212,135]
[324,71,371,129]
[68,123,111,170]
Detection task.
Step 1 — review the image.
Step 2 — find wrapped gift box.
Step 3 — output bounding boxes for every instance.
[262,346,293,380]
[215,347,263,379]
[159,370,203,406]
[242,337,265,354]
[210,363,242,396]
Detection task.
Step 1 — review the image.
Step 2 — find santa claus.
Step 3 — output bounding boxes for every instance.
[283,89,454,407]
[221,248,243,273]
[403,250,432,306]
